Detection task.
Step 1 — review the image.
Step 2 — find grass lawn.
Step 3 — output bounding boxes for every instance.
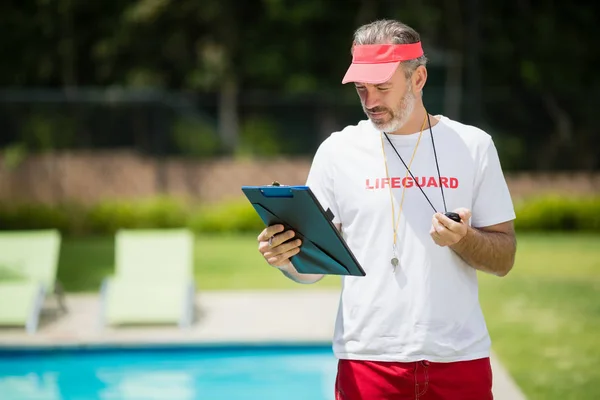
[57,233,343,292]
[477,233,600,400]
[56,232,599,400]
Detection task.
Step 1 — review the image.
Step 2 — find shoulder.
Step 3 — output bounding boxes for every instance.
[436,115,493,149]
[316,119,374,153]
[435,115,497,165]
[309,120,373,177]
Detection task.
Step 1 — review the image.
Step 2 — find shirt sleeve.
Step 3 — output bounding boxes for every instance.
[305,138,341,225]
[470,138,516,228]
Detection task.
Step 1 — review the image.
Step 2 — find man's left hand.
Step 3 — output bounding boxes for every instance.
[430,208,472,247]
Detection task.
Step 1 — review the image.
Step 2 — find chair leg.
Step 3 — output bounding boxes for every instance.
[54,281,68,314]
[97,278,109,331]
[180,281,195,329]
[26,285,46,335]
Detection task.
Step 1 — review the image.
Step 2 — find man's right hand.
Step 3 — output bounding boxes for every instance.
[257,224,303,268]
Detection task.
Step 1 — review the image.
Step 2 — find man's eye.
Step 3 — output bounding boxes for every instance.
[377,87,390,91]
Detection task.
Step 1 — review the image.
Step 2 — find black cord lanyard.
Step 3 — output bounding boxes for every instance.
[383,114,461,222]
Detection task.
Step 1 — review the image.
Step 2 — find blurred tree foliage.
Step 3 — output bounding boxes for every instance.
[0,0,597,171]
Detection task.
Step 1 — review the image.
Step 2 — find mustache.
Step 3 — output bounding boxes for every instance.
[365,107,389,114]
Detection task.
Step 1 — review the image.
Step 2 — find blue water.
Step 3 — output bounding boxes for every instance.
[0,344,338,400]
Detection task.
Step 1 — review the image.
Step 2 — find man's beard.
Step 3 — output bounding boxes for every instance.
[363,88,416,133]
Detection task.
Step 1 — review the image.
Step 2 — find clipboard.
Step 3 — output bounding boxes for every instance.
[241,183,366,277]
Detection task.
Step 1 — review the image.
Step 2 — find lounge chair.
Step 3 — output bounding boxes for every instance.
[99,229,196,329]
[0,229,64,334]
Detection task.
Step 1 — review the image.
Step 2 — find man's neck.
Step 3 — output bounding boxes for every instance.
[388,105,438,135]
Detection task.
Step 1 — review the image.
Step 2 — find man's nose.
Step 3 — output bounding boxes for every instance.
[363,90,380,109]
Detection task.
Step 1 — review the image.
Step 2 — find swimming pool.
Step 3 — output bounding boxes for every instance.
[0,343,338,400]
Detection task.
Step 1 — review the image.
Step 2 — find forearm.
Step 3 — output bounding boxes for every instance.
[450,225,516,276]
[278,262,324,284]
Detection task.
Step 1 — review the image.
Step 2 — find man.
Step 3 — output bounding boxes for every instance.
[256,19,516,399]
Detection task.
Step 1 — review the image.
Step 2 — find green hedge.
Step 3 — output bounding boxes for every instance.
[0,195,598,235]
[513,195,600,232]
[0,197,264,236]
[86,198,189,234]
[188,201,264,233]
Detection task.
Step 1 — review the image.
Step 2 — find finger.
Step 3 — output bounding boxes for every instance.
[263,239,302,258]
[260,224,285,241]
[257,224,285,242]
[268,246,301,266]
[435,213,461,231]
[433,217,462,244]
[455,208,472,222]
[440,227,462,244]
[437,231,455,246]
[431,218,446,242]
[430,229,446,246]
[271,230,296,248]
[432,215,446,233]
[259,230,296,253]
[430,225,442,239]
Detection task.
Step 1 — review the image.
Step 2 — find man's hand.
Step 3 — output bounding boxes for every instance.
[430,208,472,247]
[430,208,517,277]
[257,224,302,268]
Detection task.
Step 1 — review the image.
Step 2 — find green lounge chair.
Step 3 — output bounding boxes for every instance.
[0,229,64,334]
[100,229,196,328]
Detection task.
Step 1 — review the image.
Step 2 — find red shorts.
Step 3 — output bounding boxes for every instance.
[335,357,493,400]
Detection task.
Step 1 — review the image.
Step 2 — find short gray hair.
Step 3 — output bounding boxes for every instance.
[352,19,427,78]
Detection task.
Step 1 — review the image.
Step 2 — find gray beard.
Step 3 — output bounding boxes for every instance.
[366,92,416,133]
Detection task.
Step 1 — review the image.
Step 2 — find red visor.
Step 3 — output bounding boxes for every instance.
[342,42,424,84]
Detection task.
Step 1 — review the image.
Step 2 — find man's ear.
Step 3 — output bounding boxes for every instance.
[412,65,428,93]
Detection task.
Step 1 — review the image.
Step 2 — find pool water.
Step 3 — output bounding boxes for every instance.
[0,344,338,400]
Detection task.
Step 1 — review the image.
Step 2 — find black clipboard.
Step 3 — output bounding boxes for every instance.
[241,184,366,277]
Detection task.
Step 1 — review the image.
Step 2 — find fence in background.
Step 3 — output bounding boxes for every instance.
[1,87,598,207]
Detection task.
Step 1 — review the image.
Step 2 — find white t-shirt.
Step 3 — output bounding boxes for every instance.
[305,115,516,363]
